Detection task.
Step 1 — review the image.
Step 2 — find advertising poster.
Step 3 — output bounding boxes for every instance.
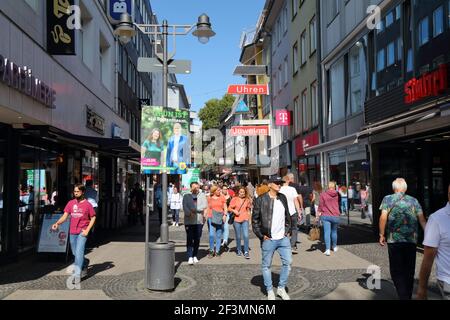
[37,214,70,253]
[181,168,201,194]
[141,106,191,174]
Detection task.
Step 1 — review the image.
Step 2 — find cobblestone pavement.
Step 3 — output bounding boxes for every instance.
[0,214,442,300]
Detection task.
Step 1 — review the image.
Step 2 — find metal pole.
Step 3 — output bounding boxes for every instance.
[160,20,169,243]
[145,175,150,287]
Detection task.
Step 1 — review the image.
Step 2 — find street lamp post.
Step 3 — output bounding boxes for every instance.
[114,13,215,291]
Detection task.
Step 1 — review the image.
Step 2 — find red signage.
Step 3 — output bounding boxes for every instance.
[295,131,319,157]
[227,84,269,95]
[230,126,269,136]
[405,64,448,104]
[275,110,291,126]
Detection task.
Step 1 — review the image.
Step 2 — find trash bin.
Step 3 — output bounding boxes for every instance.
[147,241,175,291]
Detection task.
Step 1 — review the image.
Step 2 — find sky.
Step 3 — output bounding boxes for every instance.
[150,0,266,113]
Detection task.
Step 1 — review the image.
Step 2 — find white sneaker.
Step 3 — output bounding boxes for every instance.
[188,257,194,265]
[172,222,176,226]
[277,287,290,300]
[193,257,199,264]
[324,249,331,256]
[176,223,179,227]
[333,246,338,252]
[267,290,276,300]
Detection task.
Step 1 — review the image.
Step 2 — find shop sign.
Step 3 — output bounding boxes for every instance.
[275,110,291,126]
[230,126,269,136]
[295,131,319,156]
[47,0,78,55]
[38,214,70,253]
[86,107,105,135]
[107,0,135,24]
[405,64,448,104]
[227,84,269,95]
[0,54,56,108]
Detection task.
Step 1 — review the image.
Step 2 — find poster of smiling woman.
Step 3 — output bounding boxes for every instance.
[141,106,191,174]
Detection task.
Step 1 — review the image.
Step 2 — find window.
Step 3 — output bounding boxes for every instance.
[396,5,401,20]
[387,42,395,66]
[377,19,385,33]
[292,0,299,18]
[407,48,413,72]
[302,90,308,131]
[348,40,367,115]
[433,6,444,37]
[293,42,299,72]
[418,17,429,46]
[294,97,300,135]
[310,16,317,54]
[377,49,385,71]
[329,0,340,23]
[278,66,283,92]
[283,6,288,33]
[311,82,318,127]
[350,50,360,76]
[301,31,307,65]
[329,58,345,124]
[386,11,394,27]
[284,58,288,85]
[397,37,403,61]
[448,0,450,28]
[277,18,282,44]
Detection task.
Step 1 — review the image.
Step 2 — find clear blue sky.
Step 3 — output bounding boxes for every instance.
[150,0,266,113]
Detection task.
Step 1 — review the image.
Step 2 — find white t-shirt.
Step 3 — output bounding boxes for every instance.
[271,198,286,240]
[423,202,450,284]
[279,186,299,216]
[170,193,182,210]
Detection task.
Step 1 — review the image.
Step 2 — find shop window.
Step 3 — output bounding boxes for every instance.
[433,6,444,37]
[418,17,429,46]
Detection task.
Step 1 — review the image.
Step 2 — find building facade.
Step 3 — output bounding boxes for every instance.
[0,0,141,262]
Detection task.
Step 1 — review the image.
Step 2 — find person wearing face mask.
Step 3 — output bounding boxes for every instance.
[52,184,96,281]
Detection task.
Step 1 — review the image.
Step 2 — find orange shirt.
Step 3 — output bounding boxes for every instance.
[207,196,226,218]
[229,197,251,223]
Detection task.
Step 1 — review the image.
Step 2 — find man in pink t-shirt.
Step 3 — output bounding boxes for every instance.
[52,183,96,280]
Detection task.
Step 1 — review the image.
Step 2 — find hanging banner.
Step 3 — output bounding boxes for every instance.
[141,106,191,174]
[47,0,78,55]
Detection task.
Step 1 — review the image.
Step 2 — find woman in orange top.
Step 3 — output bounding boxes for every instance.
[229,187,252,259]
[206,185,227,258]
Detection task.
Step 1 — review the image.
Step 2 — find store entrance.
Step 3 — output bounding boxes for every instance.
[378,131,450,217]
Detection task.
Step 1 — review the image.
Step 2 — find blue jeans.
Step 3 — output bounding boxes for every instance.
[208,218,223,253]
[261,237,292,292]
[172,209,180,223]
[69,233,88,277]
[185,224,203,258]
[340,198,348,214]
[233,220,249,254]
[222,213,230,244]
[320,215,340,251]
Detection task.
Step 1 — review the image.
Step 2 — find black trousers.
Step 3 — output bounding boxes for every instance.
[387,243,417,300]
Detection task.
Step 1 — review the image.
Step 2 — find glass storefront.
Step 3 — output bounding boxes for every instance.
[298,155,320,186]
[18,144,61,252]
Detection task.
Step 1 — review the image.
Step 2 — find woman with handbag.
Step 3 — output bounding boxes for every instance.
[206,185,227,258]
[229,187,252,259]
[316,181,340,256]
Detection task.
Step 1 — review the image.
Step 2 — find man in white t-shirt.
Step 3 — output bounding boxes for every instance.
[417,183,450,300]
[280,175,302,254]
[252,177,292,300]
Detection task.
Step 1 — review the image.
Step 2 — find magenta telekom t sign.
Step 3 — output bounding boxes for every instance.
[276,110,290,126]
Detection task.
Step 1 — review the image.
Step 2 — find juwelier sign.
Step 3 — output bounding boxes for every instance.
[47,0,79,55]
[0,54,56,108]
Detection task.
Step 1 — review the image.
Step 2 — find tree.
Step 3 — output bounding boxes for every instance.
[198,94,235,131]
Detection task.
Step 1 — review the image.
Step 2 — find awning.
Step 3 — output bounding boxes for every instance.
[23,126,141,161]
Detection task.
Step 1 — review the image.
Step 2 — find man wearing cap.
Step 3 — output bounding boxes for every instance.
[252,177,292,300]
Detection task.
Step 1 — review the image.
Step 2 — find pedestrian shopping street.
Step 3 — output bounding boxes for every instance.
[0,210,441,300]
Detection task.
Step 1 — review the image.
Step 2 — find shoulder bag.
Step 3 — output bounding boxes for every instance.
[228,199,247,225]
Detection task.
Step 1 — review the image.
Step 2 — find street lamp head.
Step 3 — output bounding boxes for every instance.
[114,13,136,45]
[192,14,216,44]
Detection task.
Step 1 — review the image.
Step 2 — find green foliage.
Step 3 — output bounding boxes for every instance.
[198,94,235,130]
